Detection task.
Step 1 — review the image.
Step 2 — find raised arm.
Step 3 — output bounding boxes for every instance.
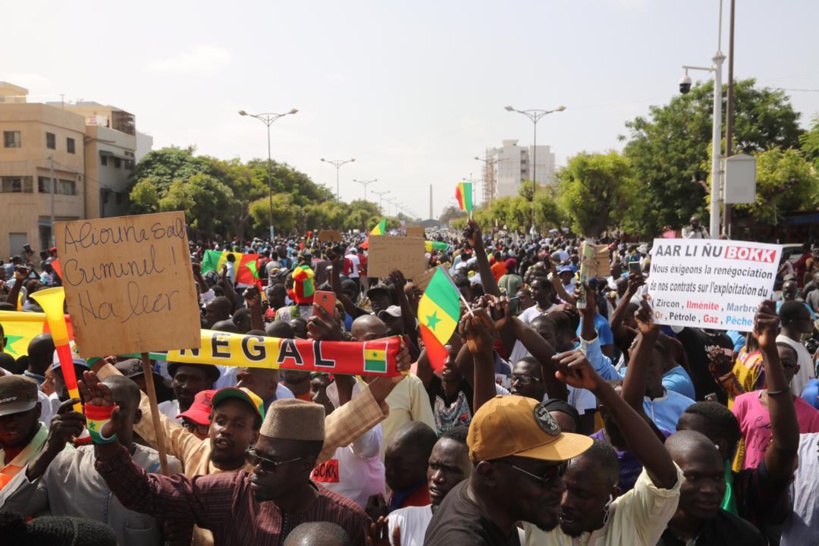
[609,272,643,339]
[756,301,799,484]
[554,350,679,489]
[620,300,660,410]
[464,219,500,297]
[509,316,568,401]
[459,308,498,413]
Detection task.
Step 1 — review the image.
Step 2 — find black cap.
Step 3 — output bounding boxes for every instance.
[0,375,38,417]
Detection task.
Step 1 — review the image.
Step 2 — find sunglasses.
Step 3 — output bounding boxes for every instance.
[500,459,568,487]
[511,373,542,385]
[245,449,304,473]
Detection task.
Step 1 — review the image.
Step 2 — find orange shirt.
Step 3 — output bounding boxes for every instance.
[491,262,507,282]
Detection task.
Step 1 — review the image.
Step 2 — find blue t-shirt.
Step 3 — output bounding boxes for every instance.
[576,313,614,347]
[644,389,695,431]
[663,365,697,401]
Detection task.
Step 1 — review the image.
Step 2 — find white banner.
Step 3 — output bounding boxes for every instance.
[647,239,782,332]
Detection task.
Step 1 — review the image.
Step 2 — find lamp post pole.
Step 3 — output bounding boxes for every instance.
[372,190,390,213]
[504,105,566,238]
[353,178,378,201]
[239,108,298,240]
[321,158,356,200]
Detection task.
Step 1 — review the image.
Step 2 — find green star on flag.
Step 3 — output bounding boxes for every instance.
[425,311,441,331]
[3,335,24,356]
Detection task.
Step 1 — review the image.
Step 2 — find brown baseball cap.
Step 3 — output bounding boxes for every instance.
[468,395,592,462]
[0,375,39,417]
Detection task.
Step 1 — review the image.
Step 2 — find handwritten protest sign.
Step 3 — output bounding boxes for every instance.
[406,227,425,238]
[368,235,426,279]
[412,268,436,292]
[647,238,782,332]
[55,212,200,357]
[319,230,342,243]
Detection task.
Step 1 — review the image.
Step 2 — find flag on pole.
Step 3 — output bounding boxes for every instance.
[417,267,461,371]
[455,182,473,211]
[370,218,387,236]
[201,250,260,285]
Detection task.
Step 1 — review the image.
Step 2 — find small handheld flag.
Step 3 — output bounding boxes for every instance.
[371,218,387,236]
[455,182,473,212]
[418,267,462,372]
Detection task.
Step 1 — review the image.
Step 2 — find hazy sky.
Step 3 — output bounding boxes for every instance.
[3,0,818,219]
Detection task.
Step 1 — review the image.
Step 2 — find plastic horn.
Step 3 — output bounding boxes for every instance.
[30,287,83,413]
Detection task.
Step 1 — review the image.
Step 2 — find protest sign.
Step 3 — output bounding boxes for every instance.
[55,212,200,357]
[412,268,436,291]
[406,227,425,238]
[167,330,404,376]
[319,230,342,243]
[647,238,782,332]
[368,235,426,279]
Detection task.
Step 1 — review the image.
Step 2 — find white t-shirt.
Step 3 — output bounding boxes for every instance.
[346,254,361,278]
[157,399,180,421]
[777,334,816,397]
[387,505,433,546]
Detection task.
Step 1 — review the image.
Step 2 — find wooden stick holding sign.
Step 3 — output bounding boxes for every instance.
[55,212,202,477]
[141,352,170,475]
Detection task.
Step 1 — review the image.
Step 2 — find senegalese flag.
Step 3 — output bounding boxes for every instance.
[424,241,448,253]
[363,340,389,374]
[0,311,75,358]
[371,218,387,236]
[418,267,461,371]
[455,182,473,211]
[201,250,259,285]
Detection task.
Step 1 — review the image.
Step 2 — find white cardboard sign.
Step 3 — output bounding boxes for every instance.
[647,238,782,332]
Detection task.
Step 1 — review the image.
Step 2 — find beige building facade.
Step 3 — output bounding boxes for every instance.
[0,83,142,261]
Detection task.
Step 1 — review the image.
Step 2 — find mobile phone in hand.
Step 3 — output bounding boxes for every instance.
[628,260,641,275]
[314,291,336,318]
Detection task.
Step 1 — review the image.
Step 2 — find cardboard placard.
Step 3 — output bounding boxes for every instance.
[582,242,611,278]
[319,230,342,243]
[411,268,436,292]
[406,227,425,238]
[55,212,201,357]
[647,238,781,332]
[367,235,426,279]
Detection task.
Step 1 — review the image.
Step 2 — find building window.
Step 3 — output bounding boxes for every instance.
[101,155,108,166]
[59,179,77,196]
[0,176,33,193]
[67,138,76,154]
[46,132,56,150]
[3,131,21,148]
[38,177,51,193]
[113,157,122,169]
[115,192,123,205]
[124,159,134,170]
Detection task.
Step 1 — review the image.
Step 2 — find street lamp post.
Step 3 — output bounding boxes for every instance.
[372,190,390,213]
[321,158,356,199]
[239,108,298,240]
[353,178,378,201]
[505,104,566,238]
[681,0,726,239]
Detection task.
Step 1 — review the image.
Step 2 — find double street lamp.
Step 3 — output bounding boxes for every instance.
[372,190,390,213]
[505,104,566,238]
[353,178,378,201]
[239,108,298,240]
[321,158,356,199]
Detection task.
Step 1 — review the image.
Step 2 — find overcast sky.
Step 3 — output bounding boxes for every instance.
[3,0,818,219]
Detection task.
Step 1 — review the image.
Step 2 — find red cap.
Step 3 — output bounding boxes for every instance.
[177,389,217,425]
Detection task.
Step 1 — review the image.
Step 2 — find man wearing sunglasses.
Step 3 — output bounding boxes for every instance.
[85,376,373,545]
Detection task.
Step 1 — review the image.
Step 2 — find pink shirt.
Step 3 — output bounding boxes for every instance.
[733,390,819,470]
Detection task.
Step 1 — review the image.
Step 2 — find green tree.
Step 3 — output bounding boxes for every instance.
[732,148,819,225]
[439,206,468,226]
[622,78,802,234]
[130,147,216,195]
[129,178,160,214]
[250,193,300,235]
[800,115,819,166]
[556,151,636,237]
[159,174,235,240]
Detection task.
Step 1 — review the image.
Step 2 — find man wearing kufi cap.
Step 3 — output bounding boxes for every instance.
[89,375,371,545]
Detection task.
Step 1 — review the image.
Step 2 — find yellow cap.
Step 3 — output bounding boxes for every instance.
[468,395,593,462]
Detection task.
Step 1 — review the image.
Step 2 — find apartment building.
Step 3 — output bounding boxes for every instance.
[482,139,556,201]
[0,82,144,260]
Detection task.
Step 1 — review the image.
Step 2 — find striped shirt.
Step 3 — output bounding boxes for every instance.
[96,445,371,545]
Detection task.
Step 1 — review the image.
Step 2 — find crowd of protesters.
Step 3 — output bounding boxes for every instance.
[1,218,819,545]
